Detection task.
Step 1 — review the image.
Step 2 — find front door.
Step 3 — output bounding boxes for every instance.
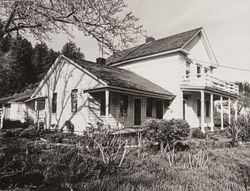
[134,99,141,125]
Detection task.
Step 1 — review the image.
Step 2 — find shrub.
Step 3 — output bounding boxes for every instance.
[61,120,74,134]
[192,128,206,139]
[228,114,250,143]
[2,119,29,129]
[143,118,190,151]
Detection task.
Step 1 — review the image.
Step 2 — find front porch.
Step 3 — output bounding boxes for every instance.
[182,90,238,133]
[86,88,173,129]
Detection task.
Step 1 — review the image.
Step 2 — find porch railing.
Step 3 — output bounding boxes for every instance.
[181,74,239,95]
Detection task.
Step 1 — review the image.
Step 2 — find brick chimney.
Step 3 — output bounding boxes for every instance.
[146,36,155,43]
[96,57,106,65]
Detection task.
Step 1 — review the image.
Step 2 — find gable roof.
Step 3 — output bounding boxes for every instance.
[64,56,175,99]
[106,27,203,65]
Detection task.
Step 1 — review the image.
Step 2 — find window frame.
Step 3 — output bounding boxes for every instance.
[119,94,128,117]
[52,92,57,113]
[186,62,191,78]
[71,89,78,113]
[197,65,201,78]
[100,92,106,116]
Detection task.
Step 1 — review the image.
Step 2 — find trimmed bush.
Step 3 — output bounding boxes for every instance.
[192,128,206,139]
[143,118,190,151]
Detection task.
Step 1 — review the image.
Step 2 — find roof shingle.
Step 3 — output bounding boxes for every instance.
[68,57,175,99]
[106,27,202,65]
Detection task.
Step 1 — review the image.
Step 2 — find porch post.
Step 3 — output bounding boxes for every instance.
[228,98,231,125]
[34,100,38,124]
[201,90,205,133]
[234,99,238,120]
[0,106,5,129]
[105,90,109,123]
[210,94,214,132]
[220,96,224,130]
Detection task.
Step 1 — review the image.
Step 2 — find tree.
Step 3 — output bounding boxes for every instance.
[32,42,48,81]
[61,41,84,60]
[235,82,250,114]
[0,0,143,53]
[11,36,34,84]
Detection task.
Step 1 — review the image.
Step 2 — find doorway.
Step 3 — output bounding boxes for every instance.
[134,98,141,125]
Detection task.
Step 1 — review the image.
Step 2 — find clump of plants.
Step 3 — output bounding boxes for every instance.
[228,114,250,145]
[192,128,206,139]
[143,118,190,151]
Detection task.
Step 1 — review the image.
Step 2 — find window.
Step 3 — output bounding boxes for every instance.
[197,66,201,78]
[71,89,78,113]
[206,101,210,117]
[146,98,153,117]
[204,68,208,74]
[120,95,128,117]
[37,99,45,111]
[52,93,57,113]
[197,100,201,117]
[186,62,191,78]
[100,92,105,116]
[156,100,163,119]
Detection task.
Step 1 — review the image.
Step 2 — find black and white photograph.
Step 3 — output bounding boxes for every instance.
[0,0,249,190]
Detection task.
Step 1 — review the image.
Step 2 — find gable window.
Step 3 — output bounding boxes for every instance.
[100,92,105,116]
[197,100,201,117]
[206,101,210,117]
[71,89,78,113]
[186,62,191,78]
[52,93,57,113]
[197,66,201,78]
[120,95,128,117]
[146,98,153,117]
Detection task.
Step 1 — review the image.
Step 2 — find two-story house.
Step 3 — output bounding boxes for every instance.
[106,27,239,132]
[0,27,239,133]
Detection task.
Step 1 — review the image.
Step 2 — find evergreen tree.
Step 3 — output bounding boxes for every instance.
[62,41,85,61]
[32,42,48,81]
[10,36,34,85]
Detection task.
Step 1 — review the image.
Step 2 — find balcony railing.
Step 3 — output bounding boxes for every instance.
[181,74,239,95]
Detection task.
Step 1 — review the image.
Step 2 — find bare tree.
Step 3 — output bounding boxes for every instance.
[0,0,144,53]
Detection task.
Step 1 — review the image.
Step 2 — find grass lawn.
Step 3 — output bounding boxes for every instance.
[0,128,250,191]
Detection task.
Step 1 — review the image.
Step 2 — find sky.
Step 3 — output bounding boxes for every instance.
[41,0,250,82]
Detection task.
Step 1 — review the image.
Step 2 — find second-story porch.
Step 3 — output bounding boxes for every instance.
[181,74,239,96]
[181,73,239,133]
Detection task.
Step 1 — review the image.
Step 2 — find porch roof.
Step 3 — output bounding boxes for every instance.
[72,58,175,100]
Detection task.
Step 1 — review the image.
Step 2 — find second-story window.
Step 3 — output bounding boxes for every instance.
[71,89,78,113]
[197,66,201,78]
[52,93,57,113]
[186,62,191,78]
[204,68,209,75]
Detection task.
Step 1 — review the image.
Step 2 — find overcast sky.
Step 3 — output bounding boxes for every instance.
[42,0,250,83]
